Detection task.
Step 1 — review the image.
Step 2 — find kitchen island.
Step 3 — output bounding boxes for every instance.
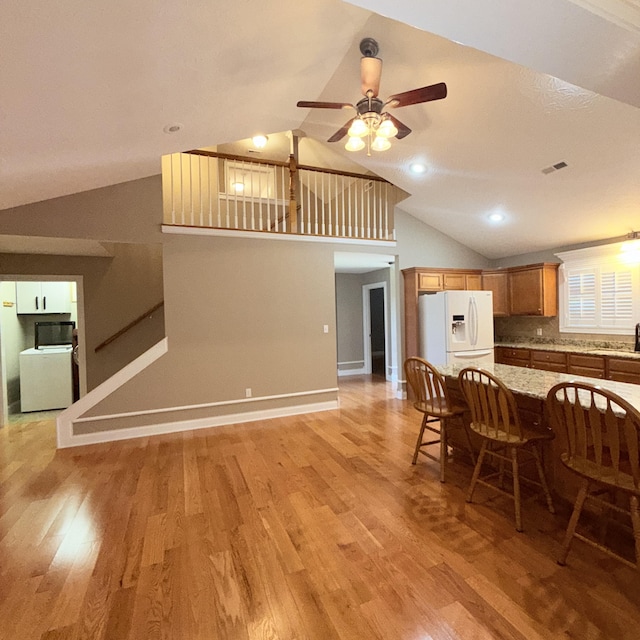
[435,361,640,502]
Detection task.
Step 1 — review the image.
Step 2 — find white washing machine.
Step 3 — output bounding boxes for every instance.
[19,347,73,412]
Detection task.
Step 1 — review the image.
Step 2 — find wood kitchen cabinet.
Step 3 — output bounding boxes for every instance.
[508,263,558,316]
[418,272,444,291]
[16,281,71,314]
[530,349,567,373]
[607,357,640,384]
[465,274,483,290]
[567,354,605,379]
[481,270,509,316]
[443,273,466,290]
[495,346,531,367]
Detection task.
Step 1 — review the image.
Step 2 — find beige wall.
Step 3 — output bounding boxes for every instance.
[0,245,164,390]
[78,234,338,432]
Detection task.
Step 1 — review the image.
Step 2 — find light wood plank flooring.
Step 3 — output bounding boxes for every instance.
[1,376,639,639]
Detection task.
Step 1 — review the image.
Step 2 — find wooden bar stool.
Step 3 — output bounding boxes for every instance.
[458,367,555,532]
[404,357,475,482]
[547,382,640,569]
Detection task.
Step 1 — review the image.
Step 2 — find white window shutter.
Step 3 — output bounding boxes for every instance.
[601,269,633,328]
[566,270,596,327]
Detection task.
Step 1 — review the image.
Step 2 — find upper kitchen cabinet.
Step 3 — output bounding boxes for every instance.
[16,281,72,314]
[508,263,558,316]
[481,270,509,316]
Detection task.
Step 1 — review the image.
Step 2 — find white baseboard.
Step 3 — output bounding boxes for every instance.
[337,367,367,377]
[58,399,339,448]
[337,359,366,377]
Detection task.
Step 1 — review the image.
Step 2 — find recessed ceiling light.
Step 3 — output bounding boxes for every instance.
[163,123,182,134]
[252,135,268,148]
[488,212,505,223]
[410,162,427,174]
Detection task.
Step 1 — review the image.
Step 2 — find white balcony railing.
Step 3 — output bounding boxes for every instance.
[162,151,398,241]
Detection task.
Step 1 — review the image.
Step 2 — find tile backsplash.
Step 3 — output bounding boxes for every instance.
[494,316,635,350]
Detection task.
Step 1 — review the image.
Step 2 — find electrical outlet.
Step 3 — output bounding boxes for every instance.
[323,324,329,334]
[245,388,252,398]
[536,328,543,336]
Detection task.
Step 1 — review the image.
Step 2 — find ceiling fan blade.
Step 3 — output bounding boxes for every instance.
[297,101,354,110]
[360,56,382,97]
[386,82,447,108]
[386,114,411,140]
[327,119,355,143]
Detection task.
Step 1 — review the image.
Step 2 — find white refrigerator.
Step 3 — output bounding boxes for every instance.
[418,290,494,366]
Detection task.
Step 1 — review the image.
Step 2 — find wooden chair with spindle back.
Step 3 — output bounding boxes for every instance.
[547,382,640,569]
[458,367,555,532]
[404,357,475,482]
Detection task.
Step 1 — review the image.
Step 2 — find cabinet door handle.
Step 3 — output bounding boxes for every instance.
[43,296,46,310]
[35,296,38,310]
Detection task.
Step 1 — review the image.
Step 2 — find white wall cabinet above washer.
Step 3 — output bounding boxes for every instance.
[16,281,71,314]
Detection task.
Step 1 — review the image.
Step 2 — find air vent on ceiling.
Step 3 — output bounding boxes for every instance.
[541,161,568,175]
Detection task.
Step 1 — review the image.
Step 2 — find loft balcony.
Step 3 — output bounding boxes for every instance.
[161,150,401,244]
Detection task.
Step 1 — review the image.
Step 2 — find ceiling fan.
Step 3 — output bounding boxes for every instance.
[297,37,447,154]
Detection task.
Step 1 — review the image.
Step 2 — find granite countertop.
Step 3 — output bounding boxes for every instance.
[496,341,640,360]
[436,361,640,411]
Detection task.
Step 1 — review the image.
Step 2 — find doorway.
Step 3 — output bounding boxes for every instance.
[363,281,388,379]
[0,276,86,428]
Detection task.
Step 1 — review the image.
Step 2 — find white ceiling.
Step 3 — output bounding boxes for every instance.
[2,0,640,260]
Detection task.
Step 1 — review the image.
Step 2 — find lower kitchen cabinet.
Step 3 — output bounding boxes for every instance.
[495,346,530,367]
[567,354,605,379]
[497,347,640,384]
[607,357,640,384]
[530,349,567,373]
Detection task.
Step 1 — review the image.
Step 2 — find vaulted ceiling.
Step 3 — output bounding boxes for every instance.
[3,0,640,259]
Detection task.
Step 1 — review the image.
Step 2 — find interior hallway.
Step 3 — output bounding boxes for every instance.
[1,376,639,639]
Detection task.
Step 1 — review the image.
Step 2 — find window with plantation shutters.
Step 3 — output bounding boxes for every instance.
[566,270,596,327]
[557,243,640,335]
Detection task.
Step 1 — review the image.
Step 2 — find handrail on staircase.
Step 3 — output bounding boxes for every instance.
[94,301,164,353]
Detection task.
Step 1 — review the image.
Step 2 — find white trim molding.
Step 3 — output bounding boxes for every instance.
[59,393,338,448]
[162,224,396,248]
[57,349,339,448]
[56,337,169,447]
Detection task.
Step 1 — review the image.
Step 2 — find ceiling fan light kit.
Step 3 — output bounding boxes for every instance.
[297,37,447,156]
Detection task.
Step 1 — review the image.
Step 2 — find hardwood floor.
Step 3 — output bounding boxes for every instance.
[1,376,639,639]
